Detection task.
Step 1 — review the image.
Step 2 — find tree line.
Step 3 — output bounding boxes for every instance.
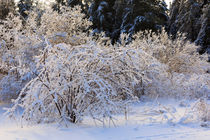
[0,0,209,57]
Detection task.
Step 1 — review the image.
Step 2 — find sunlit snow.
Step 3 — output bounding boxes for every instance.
[1,99,210,140]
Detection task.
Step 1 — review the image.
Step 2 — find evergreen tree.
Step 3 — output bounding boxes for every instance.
[89,0,115,35]
[168,0,210,60]
[18,0,34,19]
[89,0,168,42]
[52,0,65,11]
[52,0,90,14]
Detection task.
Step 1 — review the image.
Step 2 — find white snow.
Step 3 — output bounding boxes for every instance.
[1,99,210,140]
[165,0,173,7]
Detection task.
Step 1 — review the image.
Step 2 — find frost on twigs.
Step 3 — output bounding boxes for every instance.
[195,99,210,123]
[39,6,92,45]
[1,5,210,126]
[130,29,210,98]
[0,6,91,103]
[6,39,147,125]
[178,99,210,126]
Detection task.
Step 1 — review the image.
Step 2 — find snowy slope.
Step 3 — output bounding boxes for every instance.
[0,100,210,140]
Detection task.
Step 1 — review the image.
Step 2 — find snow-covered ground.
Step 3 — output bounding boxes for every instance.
[1,99,210,140]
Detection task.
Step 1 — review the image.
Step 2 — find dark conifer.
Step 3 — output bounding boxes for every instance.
[89,0,168,42]
[18,0,34,19]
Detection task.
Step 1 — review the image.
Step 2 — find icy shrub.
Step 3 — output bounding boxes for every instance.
[0,14,25,102]
[0,6,91,103]
[129,29,210,98]
[181,99,210,125]
[0,13,22,67]
[2,5,209,125]
[38,6,92,45]
[196,99,210,122]
[0,12,44,102]
[6,40,150,124]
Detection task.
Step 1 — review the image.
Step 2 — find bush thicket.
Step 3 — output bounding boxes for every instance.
[0,5,209,125]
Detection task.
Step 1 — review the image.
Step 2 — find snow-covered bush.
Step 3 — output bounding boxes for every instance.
[129,29,210,98]
[0,11,45,102]
[38,6,92,46]
[195,99,210,123]
[2,6,143,124]
[131,30,203,72]
[0,14,26,102]
[2,5,209,126]
[0,6,91,103]
[6,40,150,124]
[180,99,210,125]
[0,14,22,68]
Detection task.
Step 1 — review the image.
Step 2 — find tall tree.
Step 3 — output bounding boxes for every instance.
[52,0,90,14]
[18,0,34,19]
[89,0,168,42]
[168,0,210,59]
